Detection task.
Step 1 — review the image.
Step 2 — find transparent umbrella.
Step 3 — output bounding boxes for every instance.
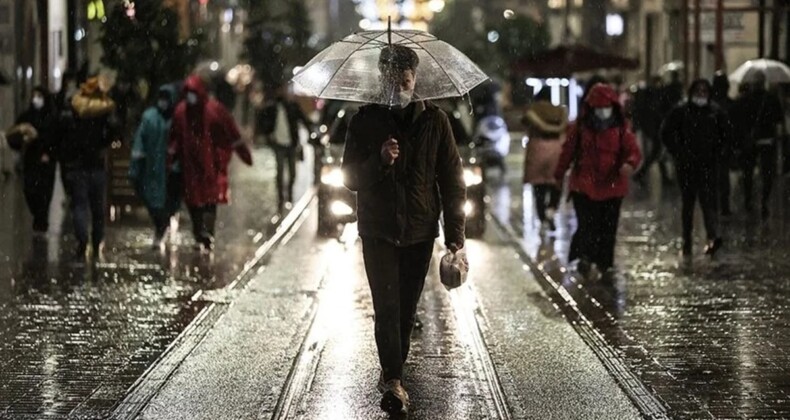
[729,59,790,84]
[292,23,488,107]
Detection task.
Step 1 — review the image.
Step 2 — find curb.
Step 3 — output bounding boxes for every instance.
[491,215,671,420]
[111,187,317,420]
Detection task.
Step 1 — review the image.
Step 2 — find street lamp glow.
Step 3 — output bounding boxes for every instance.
[210,61,220,72]
[503,9,515,19]
[359,19,372,30]
[606,14,624,36]
[487,31,500,43]
[429,0,446,13]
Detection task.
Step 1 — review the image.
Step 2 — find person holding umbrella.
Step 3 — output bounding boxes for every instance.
[340,44,467,415]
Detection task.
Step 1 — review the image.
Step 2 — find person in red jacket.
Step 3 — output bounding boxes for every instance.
[555,83,642,280]
[169,75,253,251]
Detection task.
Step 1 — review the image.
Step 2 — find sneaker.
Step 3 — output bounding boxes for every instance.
[380,379,409,414]
[704,238,723,257]
[576,258,592,279]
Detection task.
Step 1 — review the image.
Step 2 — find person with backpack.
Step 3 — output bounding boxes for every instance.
[661,79,732,258]
[554,83,642,281]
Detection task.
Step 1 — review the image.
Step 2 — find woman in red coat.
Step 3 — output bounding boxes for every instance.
[554,83,642,280]
[169,75,252,250]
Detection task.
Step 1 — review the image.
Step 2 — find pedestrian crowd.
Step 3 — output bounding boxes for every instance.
[2,71,326,261]
[520,69,787,283]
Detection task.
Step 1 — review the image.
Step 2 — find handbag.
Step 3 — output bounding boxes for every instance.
[440,249,469,290]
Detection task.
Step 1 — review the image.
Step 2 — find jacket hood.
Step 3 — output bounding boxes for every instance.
[687,78,712,100]
[584,83,620,108]
[183,74,209,103]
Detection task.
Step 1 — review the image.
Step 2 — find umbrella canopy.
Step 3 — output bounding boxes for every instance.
[729,59,790,84]
[292,26,488,107]
[511,44,639,77]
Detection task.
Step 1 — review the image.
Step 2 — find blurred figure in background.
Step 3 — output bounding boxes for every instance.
[555,83,641,282]
[633,76,672,185]
[711,71,735,216]
[129,85,180,249]
[736,71,784,219]
[661,79,731,258]
[258,84,312,212]
[59,77,118,260]
[8,87,58,235]
[521,87,567,231]
[168,75,252,252]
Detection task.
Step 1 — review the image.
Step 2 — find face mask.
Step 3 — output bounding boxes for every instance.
[594,107,613,120]
[398,89,414,106]
[692,96,708,107]
[157,99,170,112]
[186,92,198,105]
[32,96,45,110]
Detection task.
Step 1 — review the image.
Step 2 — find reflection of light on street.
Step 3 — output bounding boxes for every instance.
[320,167,345,187]
[464,167,483,186]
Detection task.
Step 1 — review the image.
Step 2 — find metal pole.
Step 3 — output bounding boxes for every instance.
[682,0,690,85]
[770,0,781,59]
[694,0,701,79]
[759,0,766,57]
[715,0,724,71]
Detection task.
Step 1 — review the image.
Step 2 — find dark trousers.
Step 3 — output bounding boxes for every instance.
[23,162,56,232]
[677,165,719,246]
[273,145,297,208]
[533,184,561,222]
[147,175,182,238]
[742,144,776,210]
[718,149,732,213]
[188,204,217,247]
[634,133,671,182]
[65,169,107,249]
[361,238,434,382]
[569,192,622,271]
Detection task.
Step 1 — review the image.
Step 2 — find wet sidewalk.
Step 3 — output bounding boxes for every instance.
[496,146,790,419]
[133,203,639,419]
[0,146,312,418]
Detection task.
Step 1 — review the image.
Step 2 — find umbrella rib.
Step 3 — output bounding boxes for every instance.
[418,45,465,97]
[316,33,388,99]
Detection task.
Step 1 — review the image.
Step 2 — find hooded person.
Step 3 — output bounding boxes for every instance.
[130,84,181,248]
[661,78,731,257]
[554,83,642,281]
[10,86,58,234]
[59,76,118,260]
[522,87,567,230]
[168,74,252,251]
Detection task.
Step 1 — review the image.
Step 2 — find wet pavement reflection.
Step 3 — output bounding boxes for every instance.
[0,147,309,418]
[495,147,790,418]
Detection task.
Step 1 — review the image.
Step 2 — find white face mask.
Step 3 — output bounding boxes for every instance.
[157,99,169,111]
[691,96,708,107]
[32,96,45,110]
[594,107,613,120]
[398,89,414,106]
[186,92,198,105]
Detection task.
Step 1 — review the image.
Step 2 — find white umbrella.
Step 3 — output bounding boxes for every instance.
[292,21,488,107]
[729,59,790,84]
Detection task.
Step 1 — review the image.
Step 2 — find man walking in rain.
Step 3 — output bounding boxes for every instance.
[661,79,732,258]
[341,44,466,415]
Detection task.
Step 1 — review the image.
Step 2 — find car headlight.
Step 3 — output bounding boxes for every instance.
[330,200,354,216]
[321,167,345,187]
[464,167,483,186]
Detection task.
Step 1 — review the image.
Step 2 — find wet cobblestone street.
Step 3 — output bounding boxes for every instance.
[497,147,790,419]
[0,147,309,418]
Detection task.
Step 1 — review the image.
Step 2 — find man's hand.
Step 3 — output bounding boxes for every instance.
[380,136,399,166]
[448,242,463,253]
[620,163,635,178]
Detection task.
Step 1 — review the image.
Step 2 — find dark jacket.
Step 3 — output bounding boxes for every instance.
[739,89,783,142]
[259,99,311,148]
[15,95,58,169]
[660,80,732,168]
[342,101,466,248]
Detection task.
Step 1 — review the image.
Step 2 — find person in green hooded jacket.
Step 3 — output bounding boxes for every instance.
[129,84,181,249]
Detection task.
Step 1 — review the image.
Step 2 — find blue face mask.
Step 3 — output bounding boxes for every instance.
[186,92,198,105]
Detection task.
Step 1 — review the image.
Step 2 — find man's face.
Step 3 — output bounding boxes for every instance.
[383,69,416,94]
